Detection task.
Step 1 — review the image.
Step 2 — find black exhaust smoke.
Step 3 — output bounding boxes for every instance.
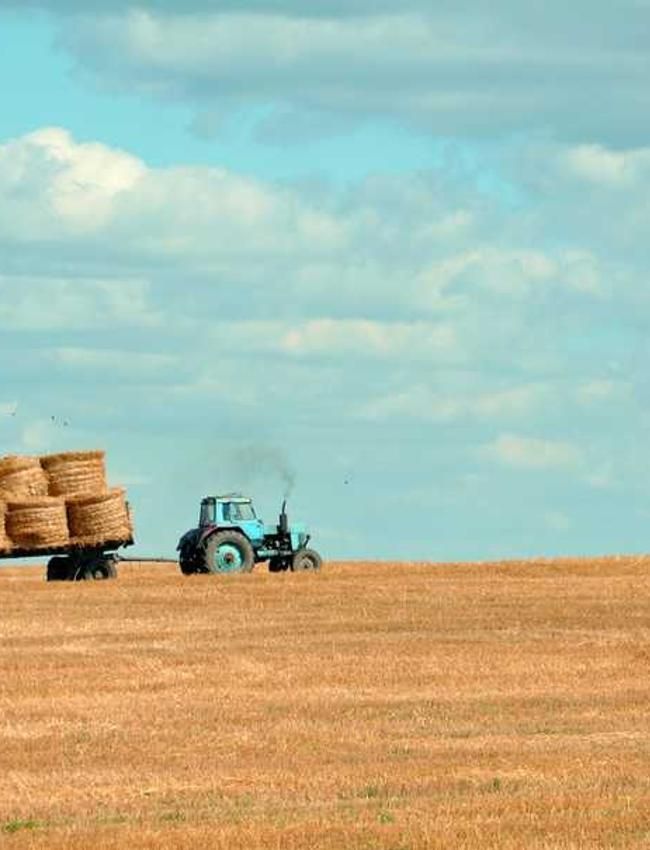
[229,445,296,499]
[279,499,289,535]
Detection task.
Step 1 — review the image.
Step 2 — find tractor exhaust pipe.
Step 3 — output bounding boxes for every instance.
[279,499,289,535]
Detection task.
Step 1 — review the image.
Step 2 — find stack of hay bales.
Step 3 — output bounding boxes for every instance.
[0,449,133,553]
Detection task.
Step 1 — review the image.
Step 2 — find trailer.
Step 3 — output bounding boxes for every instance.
[0,534,134,581]
[0,449,136,580]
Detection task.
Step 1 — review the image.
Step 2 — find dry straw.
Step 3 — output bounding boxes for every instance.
[0,455,48,499]
[0,501,11,552]
[67,488,132,546]
[41,450,107,497]
[6,497,69,550]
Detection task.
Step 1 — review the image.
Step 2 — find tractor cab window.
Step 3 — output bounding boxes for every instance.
[199,500,216,526]
[223,502,256,522]
[237,502,256,520]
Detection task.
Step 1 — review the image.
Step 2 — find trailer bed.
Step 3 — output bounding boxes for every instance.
[0,536,134,562]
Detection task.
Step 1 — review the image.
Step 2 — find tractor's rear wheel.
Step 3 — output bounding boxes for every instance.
[179,556,196,575]
[204,531,255,574]
[291,548,322,572]
[179,546,201,575]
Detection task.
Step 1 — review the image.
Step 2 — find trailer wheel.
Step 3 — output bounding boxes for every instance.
[291,548,322,572]
[204,531,255,574]
[47,556,72,582]
[79,557,118,581]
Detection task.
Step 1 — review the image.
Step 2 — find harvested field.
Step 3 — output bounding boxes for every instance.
[0,556,649,849]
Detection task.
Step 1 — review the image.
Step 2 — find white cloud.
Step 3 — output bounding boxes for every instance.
[0,128,341,258]
[473,386,548,418]
[512,141,650,257]
[417,248,605,304]
[50,4,650,144]
[577,380,621,404]
[0,277,160,330]
[0,128,145,236]
[360,383,550,424]
[0,126,647,453]
[280,319,459,359]
[481,434,582,470]
[53,347,177,374]
[0,0,412,15]
[360,386,461,423]
[562,145,650,188]
[2,128,643,332]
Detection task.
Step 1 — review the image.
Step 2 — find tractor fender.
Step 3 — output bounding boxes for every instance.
[176,529,200,552]
[197,525,218,549]
[198,524,248,549]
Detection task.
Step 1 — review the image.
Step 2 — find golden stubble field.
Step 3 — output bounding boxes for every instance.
[0,556,649,849]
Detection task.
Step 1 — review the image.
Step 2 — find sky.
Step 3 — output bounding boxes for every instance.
[1,1,650,562]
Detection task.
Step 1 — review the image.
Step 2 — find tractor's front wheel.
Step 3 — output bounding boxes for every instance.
[204,531,255,574]
[291,548,322,572]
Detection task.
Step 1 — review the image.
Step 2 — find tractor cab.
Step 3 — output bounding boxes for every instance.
[199,495,256,526]
[199,495,265,545]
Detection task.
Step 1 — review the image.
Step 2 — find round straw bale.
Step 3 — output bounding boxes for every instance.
[0,456,48,498]
[41,450,107,497]
[0,500,11,552]
[67,488,132,545]
[6,497,69,549]
[0,456,37,475]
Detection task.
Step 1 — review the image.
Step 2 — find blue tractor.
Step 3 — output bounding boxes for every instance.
[176,494,322,575]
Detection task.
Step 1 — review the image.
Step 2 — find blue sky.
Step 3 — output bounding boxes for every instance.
[1,1,650,561]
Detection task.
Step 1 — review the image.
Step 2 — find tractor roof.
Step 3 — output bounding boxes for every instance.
[203,493,251,503]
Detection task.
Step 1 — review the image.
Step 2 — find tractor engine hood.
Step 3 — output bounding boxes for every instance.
[264,521,306,536]
[265,522,309,552]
